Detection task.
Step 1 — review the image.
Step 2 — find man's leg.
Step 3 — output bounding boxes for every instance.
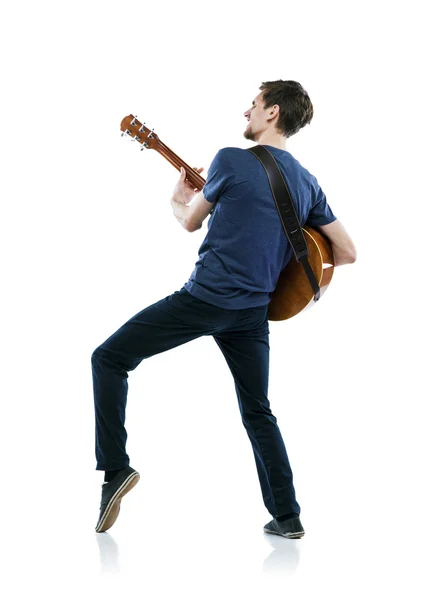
[91,288,227,472]
[213,305,301,519]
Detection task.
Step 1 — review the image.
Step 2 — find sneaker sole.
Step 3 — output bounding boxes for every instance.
[263,527,305,539]
[95,472,140,533]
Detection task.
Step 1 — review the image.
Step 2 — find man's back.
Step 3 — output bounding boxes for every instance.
[184,145,337,309]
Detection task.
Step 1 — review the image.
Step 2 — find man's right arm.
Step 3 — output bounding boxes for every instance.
[317,219,357,266]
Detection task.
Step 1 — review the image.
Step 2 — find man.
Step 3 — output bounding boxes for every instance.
[92,79,357,538]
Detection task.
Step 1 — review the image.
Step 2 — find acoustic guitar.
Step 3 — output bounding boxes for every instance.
[120,114,335,321]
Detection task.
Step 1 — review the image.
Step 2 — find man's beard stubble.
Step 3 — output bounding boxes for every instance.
[243,124,256,141]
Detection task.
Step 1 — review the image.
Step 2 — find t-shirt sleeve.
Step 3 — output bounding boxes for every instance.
[306,178,337,227]
[202,148,233,204]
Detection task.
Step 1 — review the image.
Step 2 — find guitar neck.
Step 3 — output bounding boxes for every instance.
[155,139,206,191]
[120,114,207,191]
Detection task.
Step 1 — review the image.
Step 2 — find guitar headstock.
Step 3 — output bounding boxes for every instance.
[120,114,160,150]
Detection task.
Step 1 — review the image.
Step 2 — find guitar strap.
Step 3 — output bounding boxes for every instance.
[247,145,321,302]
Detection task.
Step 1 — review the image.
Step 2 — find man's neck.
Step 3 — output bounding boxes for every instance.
[255,133,287,150]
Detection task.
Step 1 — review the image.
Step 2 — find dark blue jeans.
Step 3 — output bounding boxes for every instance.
[91,286,300,519]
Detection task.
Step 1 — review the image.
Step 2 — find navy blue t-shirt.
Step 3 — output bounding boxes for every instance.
[183,145,336,309]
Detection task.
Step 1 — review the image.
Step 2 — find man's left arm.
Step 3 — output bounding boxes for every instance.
[170,149,230,231]
[170,191,215,232]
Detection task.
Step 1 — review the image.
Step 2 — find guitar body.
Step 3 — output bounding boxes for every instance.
[120,115,335,320]
[268,226,334,321]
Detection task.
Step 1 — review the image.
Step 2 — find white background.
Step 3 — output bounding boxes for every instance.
[1,0,447,597]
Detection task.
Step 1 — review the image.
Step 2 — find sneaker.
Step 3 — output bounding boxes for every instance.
[95,466,140,533]
[263,514,305,539]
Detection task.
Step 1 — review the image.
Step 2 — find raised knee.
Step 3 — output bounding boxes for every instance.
[91,347,103,362]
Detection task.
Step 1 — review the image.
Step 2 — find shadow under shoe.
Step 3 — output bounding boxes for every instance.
[95,465,140,533]
[263,515,305,539]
